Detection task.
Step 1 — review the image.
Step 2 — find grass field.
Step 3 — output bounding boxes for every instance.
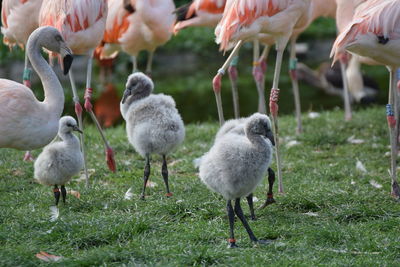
[1,106,400,266]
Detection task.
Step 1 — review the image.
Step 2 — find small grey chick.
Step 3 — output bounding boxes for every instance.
[199,113,274,248]
[34,116,83,206]
[195,115,276,211]
[120,72,185,199]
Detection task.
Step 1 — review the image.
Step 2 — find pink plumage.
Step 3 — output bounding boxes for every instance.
[39,0,107,55]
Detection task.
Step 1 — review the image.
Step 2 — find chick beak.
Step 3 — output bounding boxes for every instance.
[72,125,83,134]
[121,88,132,104]
[266,130,275,146]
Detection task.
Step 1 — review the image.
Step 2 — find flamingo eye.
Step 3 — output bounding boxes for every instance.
[377,35,389,44]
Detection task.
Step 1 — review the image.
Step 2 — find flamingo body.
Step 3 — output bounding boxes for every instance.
[332,0,400,67]
[0,80,59,150]
[39,0,107,55]
[174,0,225,33]
[1,0,43,48]
[99,0,175,59]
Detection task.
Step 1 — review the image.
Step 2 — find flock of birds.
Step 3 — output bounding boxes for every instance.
[0,0,400,247]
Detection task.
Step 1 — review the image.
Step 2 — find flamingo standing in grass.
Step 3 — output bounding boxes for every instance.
[1,0,44,161]
[213,0,336,133]
[215,0,312,193]
[0,26,73,150]
[96,0,176,76]
[331,0,400,198]
[39,0,116,186]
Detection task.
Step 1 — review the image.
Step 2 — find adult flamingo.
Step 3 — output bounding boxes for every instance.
[0,26,73,150]
[215,0,312,193]
[1,0,44,160]
[39,0,116,186]
[331,0,400,198]
[97,0,176,76]
[213,0,336,134]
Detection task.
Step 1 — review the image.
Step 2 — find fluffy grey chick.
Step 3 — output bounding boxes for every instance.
[34,116,83,206]
[195,115,276,210]
[120,72,185,199]
[199,113,274,248]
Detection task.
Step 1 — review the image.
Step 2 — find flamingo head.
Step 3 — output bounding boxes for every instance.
[29,26,74,75]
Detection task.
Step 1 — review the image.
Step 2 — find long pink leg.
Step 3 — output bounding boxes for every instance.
[84,50,116,173]
[339,54,352,121]
[213,40,243,126]
[269,37,290,194]
[69,70,89,187]
[228,55,240,118]
[252,39,266,114]
[388,67,400,198]
[289,37,303,134]
[145,51,154,77]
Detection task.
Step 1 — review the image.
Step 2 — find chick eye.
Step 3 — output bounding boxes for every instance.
[66,123,72,127]
[55,35,62,42]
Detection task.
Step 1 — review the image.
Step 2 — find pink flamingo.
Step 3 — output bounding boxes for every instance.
[39,0,116,187]
[215,0,313,193]
[331,0,400,198]
[1,0,43,161]
[0,26,73,150]
[212,0,336,133]
[97,0,176,75]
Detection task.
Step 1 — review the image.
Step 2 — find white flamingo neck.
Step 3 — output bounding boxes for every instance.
[27,35,64,118]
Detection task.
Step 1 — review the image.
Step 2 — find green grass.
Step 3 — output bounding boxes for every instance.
[1,106,400,266]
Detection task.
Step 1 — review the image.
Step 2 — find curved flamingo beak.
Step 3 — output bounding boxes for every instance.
[60,46,73,75]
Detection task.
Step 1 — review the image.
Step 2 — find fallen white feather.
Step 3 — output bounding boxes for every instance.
[351,180,356,185]
[304,212,319,217]
[252,196,259,203]
[308,112,320,119]
[369,180,383,189]
[286,140,300,148]
[75,169,96,182]
[146,181,158,188]
[347,135,365,144]
[356,160,367,173]
[49,206,59,222]
[124,188,133,200]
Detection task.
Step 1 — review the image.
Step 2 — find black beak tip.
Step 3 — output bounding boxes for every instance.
[63,54,73,75]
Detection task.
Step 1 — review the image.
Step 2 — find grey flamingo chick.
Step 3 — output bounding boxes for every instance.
[120,72,185,199]
[196,115,276,209]
[34,116,83,206]
[199,113,275,248]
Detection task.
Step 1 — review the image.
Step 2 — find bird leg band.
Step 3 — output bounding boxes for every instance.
[84,88,93,111]
[269,88,280,117]
[53,187,60,206]
[228,238,236,243]
[74,102,83,117]
[289,58,297,80]
[23,68,31,87]
[386,104,396,128]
